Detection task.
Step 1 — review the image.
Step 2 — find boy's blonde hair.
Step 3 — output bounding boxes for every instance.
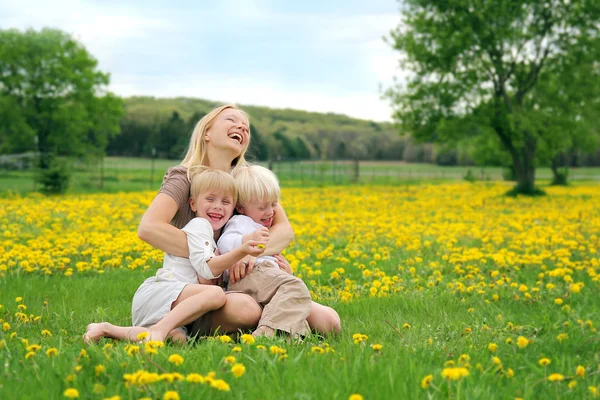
[232,165,280,207]
[181,104,250,178]
[190,168,238,203]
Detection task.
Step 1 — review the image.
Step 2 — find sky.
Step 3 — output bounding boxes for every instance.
[1,0,405,121]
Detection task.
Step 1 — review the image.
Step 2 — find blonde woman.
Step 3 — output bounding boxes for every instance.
[86,105,339,342]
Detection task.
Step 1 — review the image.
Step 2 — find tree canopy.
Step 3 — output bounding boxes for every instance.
[386,0,600,193]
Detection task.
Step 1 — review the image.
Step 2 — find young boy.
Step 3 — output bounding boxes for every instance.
[85,169,266,343]
[217,165,312,338]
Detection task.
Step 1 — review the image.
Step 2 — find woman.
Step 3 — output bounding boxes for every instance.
[86,105,340,342]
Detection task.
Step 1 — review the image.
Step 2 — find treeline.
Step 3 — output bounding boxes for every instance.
[109,97,600,167]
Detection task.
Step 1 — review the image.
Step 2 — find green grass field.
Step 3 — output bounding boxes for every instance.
[0,179,598,399]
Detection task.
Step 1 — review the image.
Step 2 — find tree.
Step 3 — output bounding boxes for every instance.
[386,0,600,194]
[0,28,123,191]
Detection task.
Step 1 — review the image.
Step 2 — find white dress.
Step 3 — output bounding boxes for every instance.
[131,218,218,327]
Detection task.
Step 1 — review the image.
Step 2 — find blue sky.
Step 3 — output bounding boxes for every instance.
[1,0,404,121]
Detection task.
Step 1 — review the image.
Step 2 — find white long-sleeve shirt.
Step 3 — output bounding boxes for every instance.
[156,217,219,283]
[217,215,276,266]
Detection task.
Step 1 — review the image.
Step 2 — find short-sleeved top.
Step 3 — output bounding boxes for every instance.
[157,217,219,282]
[158,166,195,229]
[217,215,277,266]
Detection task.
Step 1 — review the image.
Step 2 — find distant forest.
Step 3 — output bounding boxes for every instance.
[108,97,600,167]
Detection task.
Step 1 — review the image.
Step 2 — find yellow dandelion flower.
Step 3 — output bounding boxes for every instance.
[421,374,433,389]
[371,344,383,351]
[27,344,41,352]
[168,354,184,366]
[441,367,469,381]
[46,348,59,357]
[589,386,597,397]
[554,298,563,305]
[232,346,242,352]
[240,334,255,345]
[41,329,52,337]
[231,363,246,378]
[63,388,79,398]
[219,335,232,343]
[15,297,23,303]
[576,365,585,378]
[256,345,266,350]
[516,336,529,349]
[25,351,36,359]
[2,322,10,331]
[312,346,325,353]
[569,381,577,389]
[539,358,551,367]
[506,338,513,345]
[488,343,498,352]
[402,323,411,329]
[349,395,364,400]
[270,345,286,355]
[278,354,288,361]
[548,373,564,382]
[557,333,568,342]
[163,391,180,400]
[505,368,515,378]
[492,357,502,366]
[210,379,231,391]
[136,332,149,341]
[95,364,106,376]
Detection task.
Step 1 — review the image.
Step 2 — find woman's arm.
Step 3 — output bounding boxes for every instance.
[138,193,190,257]
[262,203,294,256]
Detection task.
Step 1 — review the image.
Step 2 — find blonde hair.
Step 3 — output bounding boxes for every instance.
[232,165,280,207]
[190,168,238,204]
[181,104,251,178]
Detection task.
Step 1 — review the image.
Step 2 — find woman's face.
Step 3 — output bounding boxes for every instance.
[205,109,250,157]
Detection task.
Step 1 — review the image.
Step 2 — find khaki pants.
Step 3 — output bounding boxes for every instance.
[228,261,312,337]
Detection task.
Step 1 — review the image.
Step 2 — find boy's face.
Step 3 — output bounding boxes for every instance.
[190,190,235,231]
[237,198,278,228]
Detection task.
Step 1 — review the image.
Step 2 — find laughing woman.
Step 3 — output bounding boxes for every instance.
[85,104,340,342]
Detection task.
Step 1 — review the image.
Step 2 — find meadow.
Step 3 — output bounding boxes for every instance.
[0,182,599,399]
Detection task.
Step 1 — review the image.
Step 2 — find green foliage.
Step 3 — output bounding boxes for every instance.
[36,156,70,194]
[386,0,600,195]
[0,28,123,175]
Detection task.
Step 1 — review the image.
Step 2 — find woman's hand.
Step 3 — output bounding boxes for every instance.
[228,256,256,284]
[273,254,293,275]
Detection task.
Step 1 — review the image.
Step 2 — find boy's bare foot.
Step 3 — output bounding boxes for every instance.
[83,322,108,344]
[252,325,276,338]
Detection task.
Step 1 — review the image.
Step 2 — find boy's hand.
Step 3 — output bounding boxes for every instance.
[229,256,256,284]
[243,227,269,244]
[273,254,293,275]
[241,240,267,257]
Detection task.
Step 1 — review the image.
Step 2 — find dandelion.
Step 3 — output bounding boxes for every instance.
[270,345,286,355]
[441,367,469,381]
[41,329,52,337]
[210,379,231,391]
[240,334,255,345]
[163,391,180,400]
[26,344,41,352]
[421,374,433,389]
[505,368,515,378]
[3,323,10,331]
[219,335,232,343]
[95,364,106,376]
[371,344,383,351]
[312,346,324,354]
[402,323,411,329]
[352,333,368,344]
[548,373,564,382]
[232,346,242,352]
[63,388,79,398]
[349,395,364,400]
[231,363,246,378]
[16,297,23,303]
[506,338,513,345]
[186,373,205,383]
[492,357,502,366]
[554,298,563,305]
[46,348,58,357]
[589,386,598,397]
[224,356,236,364]
[539,358,551,367]
[256,345,266,351]
[516,336,529,349]
[488,343,498,352]
[576,365,585,378]
[136,332,149,341]
[557,333,568,342]
[569,381,578,389]
[25,351,36,359]
[168,354,184,366]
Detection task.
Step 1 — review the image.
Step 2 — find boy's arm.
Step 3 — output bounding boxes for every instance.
[262,203,294,256]
[183,218,221,280]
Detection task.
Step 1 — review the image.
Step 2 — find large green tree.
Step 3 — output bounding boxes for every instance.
[0,28,122,173]
[386,0,600,194]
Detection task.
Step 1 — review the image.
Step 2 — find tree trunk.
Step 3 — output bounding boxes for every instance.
[509,133,541,195]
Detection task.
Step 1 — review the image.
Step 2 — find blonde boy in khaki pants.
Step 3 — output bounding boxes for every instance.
[218,165,311,338]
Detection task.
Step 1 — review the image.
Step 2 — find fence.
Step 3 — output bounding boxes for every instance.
[1,154,599,195]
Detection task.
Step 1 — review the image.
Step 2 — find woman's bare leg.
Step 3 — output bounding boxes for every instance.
[307,301,341,335]
[147,284,226,342]
[210,293,262,334]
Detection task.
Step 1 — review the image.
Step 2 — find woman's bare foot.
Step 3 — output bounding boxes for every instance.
[83,322,109,344]
[252,325,276,338]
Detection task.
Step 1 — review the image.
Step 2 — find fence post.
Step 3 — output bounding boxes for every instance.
[99,157,104,189]
[353,159,359,183]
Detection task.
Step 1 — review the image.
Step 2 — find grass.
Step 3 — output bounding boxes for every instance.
[0,183,598,399]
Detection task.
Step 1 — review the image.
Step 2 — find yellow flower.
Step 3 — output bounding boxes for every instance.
[312,346,324,353]
[136,332,149,341]
[257,244,265,249]
[441,367,469,381]
[168,354,184,366]
[538,358,551,367]
[488,343,498,352]
[569,381,578,389]
[557,333,568,342]
[104,396,121,400]
[231,363,246,378]
[2,322,10,331]
[232,346,242,352]
[95,364,106,376]
[349,395,364,400]
[125,345,139,356]
[421,374,433,389]
[25,351,36,359]
[492,357,502,366]
[352,333,369,344]
[402,323,411,329]
[548,373,564,382]
[371,344,382,351]
[27,344,41,352]
[516,336,529,349]
[163,391,180,400]
[218,335,232,343]
[224,356,236,364]
[256,345,266,350]
[63,388,79,398]
[210,379,231,391]
[505,368,515,378]
[554,298,563,305]
[15,297,23,303]
[576,365,585,378]
[186,373,205,383]
[240,334,255,345]
[589,386,598,397]
[270,345,286,355]
[506,338,513,345]
[41,329,52,337]
[46,348,59,357]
